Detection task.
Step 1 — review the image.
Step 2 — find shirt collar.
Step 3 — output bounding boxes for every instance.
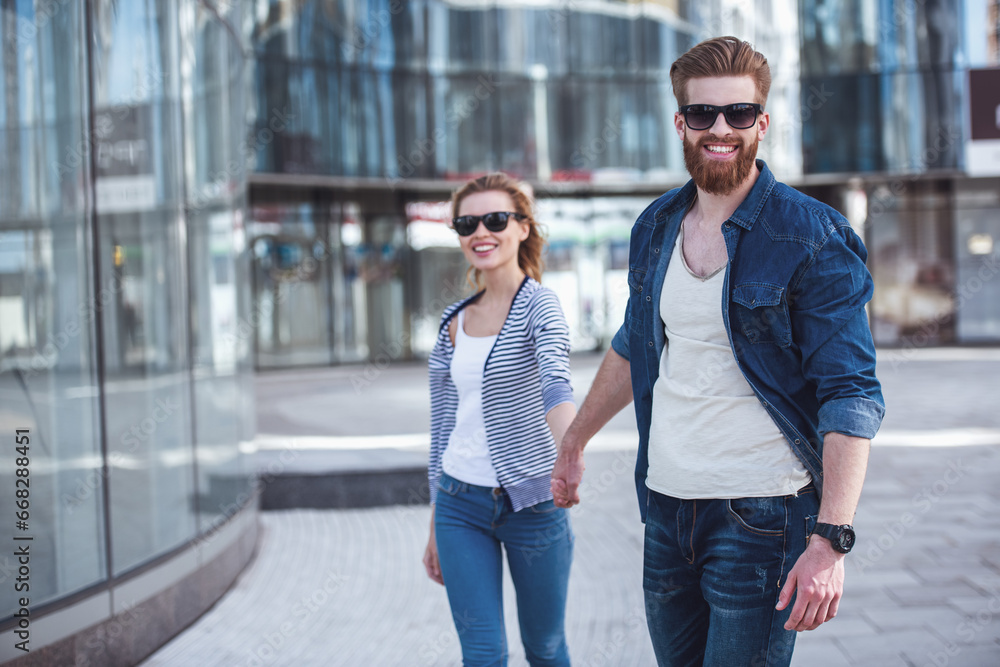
[727,159,775,230]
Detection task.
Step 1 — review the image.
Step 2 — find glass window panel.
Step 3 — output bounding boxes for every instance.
[314,63,342,175]
[954,184,1000,341]
[91,0,198,576]
[440,74,497,177]
[188,208,250,530]
[868,186,956,346]
[186,1,235,203]
[363,214,407,359]
[374,71,395,178]
[801,73,883,173]
[285,64,326,173]
[444,6,497,72]
[496,7,569,77]
[250,204,333,368]
[253,57,290,173]
[184,0,253,532]
[90,0,184,209]
[99,209,196,575]
[550,79,643,177]
[334,201,369,362]
[400,0,429,66]
[882,70,963,172]
[0,0,106,616]
[391,71,431,180]
[340,66,363,176]
[496,79,535,179]
[799,0,878,76]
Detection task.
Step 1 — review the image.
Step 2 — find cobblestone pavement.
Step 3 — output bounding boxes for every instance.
[142,348,1000,666]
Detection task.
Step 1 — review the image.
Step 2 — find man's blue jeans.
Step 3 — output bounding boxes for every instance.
[434,472,573,667]
[643,486,819,667]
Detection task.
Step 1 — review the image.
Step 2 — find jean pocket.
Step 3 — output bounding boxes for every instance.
[436,474,464,497]
[732,283,791,348]
[727,497,786,536]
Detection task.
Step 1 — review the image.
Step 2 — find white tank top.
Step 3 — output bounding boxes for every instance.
[442,309,501,487]
[646,227,811,499]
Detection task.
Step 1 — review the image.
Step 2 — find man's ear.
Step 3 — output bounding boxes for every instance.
[674,111,686,141]
[757,110,769,141]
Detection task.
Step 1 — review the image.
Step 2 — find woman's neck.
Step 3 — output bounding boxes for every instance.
[479,265,527,308]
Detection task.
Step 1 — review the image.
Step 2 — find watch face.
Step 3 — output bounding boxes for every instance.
[838,528,856,553]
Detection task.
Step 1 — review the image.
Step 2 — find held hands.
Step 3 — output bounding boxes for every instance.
[551,444,585,508]
[776,536,845,631]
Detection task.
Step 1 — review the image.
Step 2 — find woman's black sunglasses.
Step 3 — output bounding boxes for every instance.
[451,211,526,236]
[679,103,762,131]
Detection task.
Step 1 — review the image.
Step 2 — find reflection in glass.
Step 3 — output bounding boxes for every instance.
[91,0,195,575]
[867,186,956,346]
[248,0,706,182]
[799,0,963,174]
[250,205,334,367]
[0,0,106,615]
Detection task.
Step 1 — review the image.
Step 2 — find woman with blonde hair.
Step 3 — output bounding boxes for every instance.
[423,173,577,666]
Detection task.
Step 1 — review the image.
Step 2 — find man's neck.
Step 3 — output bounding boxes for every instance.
[689,163,761,229]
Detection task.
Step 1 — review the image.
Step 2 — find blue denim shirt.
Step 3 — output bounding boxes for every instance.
[611,161,884,521]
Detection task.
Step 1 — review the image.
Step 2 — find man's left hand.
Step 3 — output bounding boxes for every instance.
[776,537,845,631]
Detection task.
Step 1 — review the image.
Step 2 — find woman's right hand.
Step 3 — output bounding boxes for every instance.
[423,516,444,585]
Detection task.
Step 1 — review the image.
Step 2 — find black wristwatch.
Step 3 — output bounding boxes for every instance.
[811,523,856,554]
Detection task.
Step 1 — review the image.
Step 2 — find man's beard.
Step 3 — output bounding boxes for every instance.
[683,132,758,196]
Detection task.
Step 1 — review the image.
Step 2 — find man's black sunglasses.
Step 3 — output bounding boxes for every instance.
[679,103,763,131]
[451,211,526,236]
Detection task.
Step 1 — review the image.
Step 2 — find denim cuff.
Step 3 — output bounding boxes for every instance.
[611,325,630,361]
[817,397,885,440]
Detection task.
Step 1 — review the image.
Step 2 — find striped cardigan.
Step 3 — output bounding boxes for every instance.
[428,276,575,511]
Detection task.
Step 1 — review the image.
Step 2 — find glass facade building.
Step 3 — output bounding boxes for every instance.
[242,0,1000,362]
[245,0,806,366]
[798,0,1000,344]
[1,1,256,663]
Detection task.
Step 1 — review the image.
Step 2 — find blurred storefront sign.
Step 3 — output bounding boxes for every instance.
[94,104,157,212]
[966,68,1000,176]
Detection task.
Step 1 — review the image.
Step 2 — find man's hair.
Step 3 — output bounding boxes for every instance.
[670,36,771,108]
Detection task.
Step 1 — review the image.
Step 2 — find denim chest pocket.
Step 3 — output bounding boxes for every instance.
[731,283,791,348]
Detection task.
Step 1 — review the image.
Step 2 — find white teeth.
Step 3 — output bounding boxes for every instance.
[473,245,496,252]
[706,145,737,153]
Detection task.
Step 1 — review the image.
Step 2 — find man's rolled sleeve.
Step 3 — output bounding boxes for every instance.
[610,299,632,361]
[792,225,885,438]
[817,396,885,440]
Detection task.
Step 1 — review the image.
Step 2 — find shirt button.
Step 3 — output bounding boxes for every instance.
[654,248,660,253]
[646,296,651,302]
[648,341,654,347]
[638,285,642,292]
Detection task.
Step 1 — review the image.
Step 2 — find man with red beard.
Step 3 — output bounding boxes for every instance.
[552,36,884,666]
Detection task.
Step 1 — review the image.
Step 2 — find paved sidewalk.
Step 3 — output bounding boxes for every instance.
[142,348,1000,666]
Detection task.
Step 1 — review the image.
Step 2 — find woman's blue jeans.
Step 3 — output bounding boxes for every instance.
[643,486,819,667]
[434,473,573,667]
